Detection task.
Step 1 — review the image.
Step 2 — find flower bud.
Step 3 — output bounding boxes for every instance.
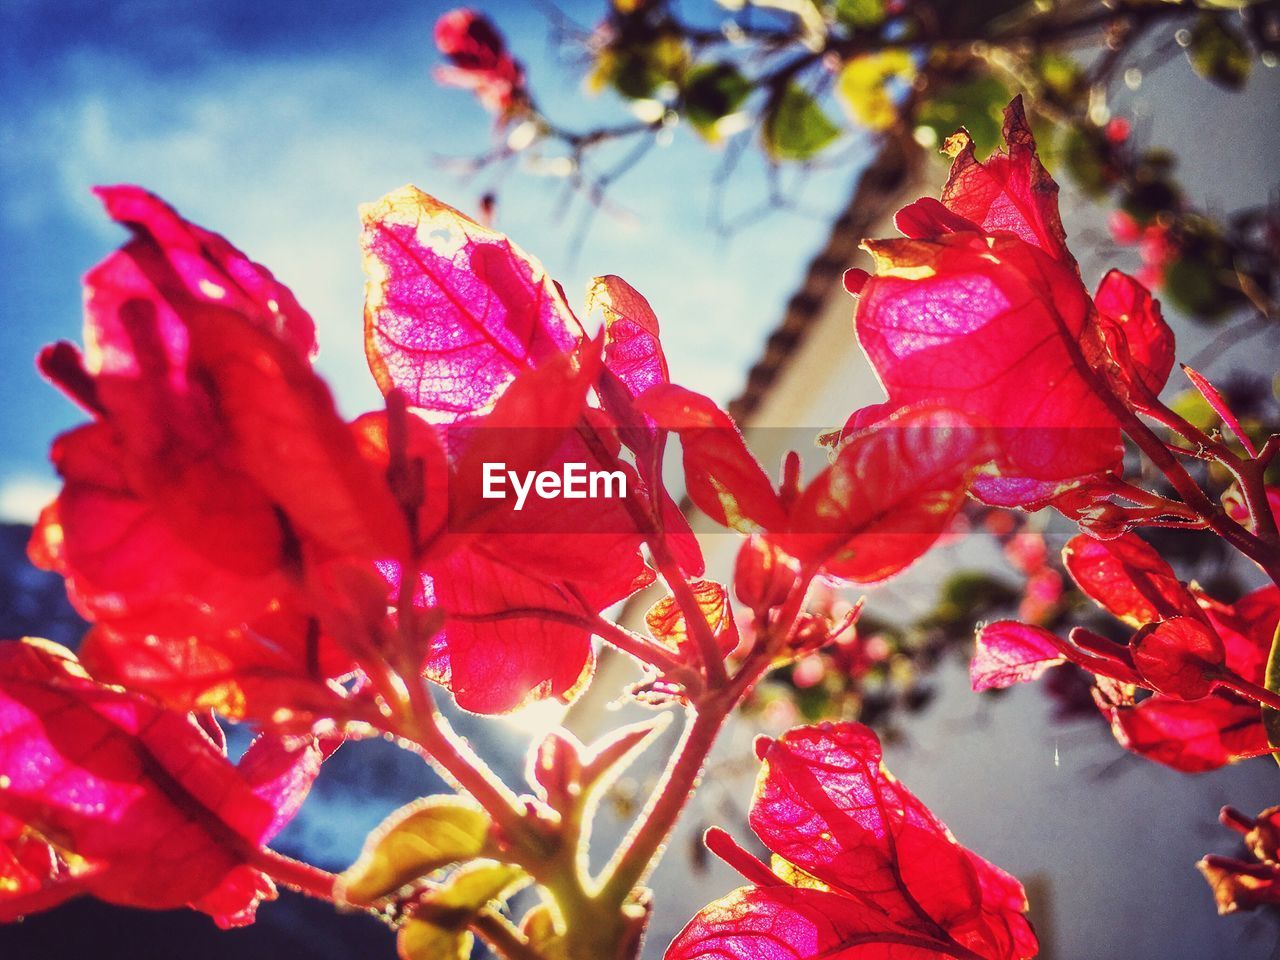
[733,535,799,618]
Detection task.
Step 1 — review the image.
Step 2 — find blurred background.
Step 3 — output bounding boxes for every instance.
[2,1,1279,957]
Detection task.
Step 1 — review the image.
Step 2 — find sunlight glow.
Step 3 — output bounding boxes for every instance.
[498,697,570,740]
[0,475,58,523]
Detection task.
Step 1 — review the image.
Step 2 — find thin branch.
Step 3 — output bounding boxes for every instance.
[382,569,547,857]
[596,701,730,904]
[1218,674,1280,713]
[249,848,339,902]
[471,909,547,960]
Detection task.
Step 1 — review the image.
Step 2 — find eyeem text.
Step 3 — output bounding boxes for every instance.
[482,462,628,511]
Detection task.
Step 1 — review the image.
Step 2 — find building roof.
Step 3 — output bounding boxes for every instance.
[726,129,923,426]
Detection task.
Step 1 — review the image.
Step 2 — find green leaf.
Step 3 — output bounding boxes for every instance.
[1056,126,1110,198]
[931,0,1027,36]
[835,50,915,131]
[1033,52,1083,99]
[1161,255,1220,317]
[916,74,1010,155]
[834,0,885,29]
[682,62,752,140]
[763,85,841,161]
[1169,387,1219,433]
[338,796,493,905]
[1264,620,1280,766]
[1187,13,1252,89]
[397,863,531,960]
[590,34,690,100]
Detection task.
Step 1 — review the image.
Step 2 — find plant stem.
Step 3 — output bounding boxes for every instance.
[1218,674,1280,713]
[1110,479,1203,520]
[588,611,696,681]
[593,572,817,908]
[1109,398,1280,585]
[386,563,546,856]
[451,603,690,678]
[397,670,547,856]
[249,847,339,902]
[1238,457,1280,546]
[597,701,729,906]
[471,910,546,960]
[596,633,779,908]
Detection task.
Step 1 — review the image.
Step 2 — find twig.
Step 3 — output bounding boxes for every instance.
[249,848,339,902]
[471,909,547,960]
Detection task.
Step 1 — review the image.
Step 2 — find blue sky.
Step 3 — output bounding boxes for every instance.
[0,0,870,521]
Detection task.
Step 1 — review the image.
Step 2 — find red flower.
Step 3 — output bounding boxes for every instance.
[1200,806,1280,914]
[1108,210,1143,245]
[0,638,333,925]
[845,98,1175,509]
[361,187,653,713]
[589,275,705,576]
[31,186,408,721]
[972,533,1279,772]
[640,391,992,584]
[33,182,664,718]
[637,384,788,534]
[772,405,993,582]
[1001,533,1063,624]
[666,722,1038,960]
[1108,212,1178,290]
[433,9,528,118]
[1223,483,1280,533]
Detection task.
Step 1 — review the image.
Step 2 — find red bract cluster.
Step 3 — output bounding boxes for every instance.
[1200,806,1280,914]
[1108,211,1178,291]
[433,9,528,118]
[29,186,398,724]
[14,171,999,733]
[360,187,655,712]
[973,533,1280,772]
[844,98,1173,514]
[4,83,1276,956]
[0,638,330,925]
[0,153,1046,944]
[666,723,1037,960]
[669,94,1278,950]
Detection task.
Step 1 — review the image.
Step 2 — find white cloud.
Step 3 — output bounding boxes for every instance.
[0,474,58,524]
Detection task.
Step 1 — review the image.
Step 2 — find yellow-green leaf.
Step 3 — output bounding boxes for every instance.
[1033,52,1082,99]
[835,50,915,131]
[337,796,492,905]
[1170,387,1219,433]
[398,921,472,960]
[835,0,885,29]
[432,861,530,915]
[916,74,1010,155]
[589,33,690,100]
[682,62,753,141]
[1186,13,1252,90]
[763,84,840,161]
[398,862,531,960]
[521,903,572,960]
[1263,620,1280,766]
